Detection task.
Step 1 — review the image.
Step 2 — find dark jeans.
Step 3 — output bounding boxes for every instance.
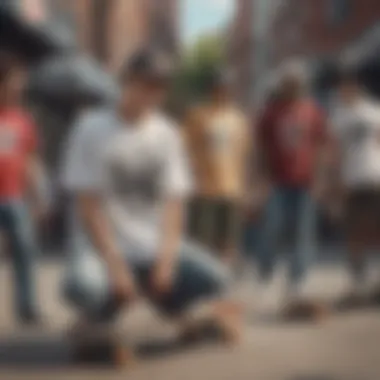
[0,199,39,318]
[256,187,318,287]
[63,242,230,322]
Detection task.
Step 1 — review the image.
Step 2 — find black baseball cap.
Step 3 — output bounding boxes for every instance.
[120,49,175,84]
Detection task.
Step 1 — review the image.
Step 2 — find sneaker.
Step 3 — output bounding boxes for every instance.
[69,320,136,368]
[73,338,135,368]
[336,291,370,311]
[368,285,380,306]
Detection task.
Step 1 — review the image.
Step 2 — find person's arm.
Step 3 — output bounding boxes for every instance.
[25,152,49,220]
[151,128,193,296]
[22,116,49,220]
[61,114,137,303]
[183,109,204,188]
[76,192,137,302]
[152,197,185,296]
[312,106,339,202]
[240,112,255,205]
[255,107,273,184]
[314,110,344,218]
[250,107,273,211]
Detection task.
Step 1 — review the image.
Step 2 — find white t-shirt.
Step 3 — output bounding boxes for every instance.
[61,108,192,261]
[331,97,380,188]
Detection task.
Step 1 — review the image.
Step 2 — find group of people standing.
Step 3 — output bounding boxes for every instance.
[185,60,380,317]
[1,47,380,366]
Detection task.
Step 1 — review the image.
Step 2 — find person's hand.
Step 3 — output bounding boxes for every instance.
[150,260,175,298]
[109,266,138,306]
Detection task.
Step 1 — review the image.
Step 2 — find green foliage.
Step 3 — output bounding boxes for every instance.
[170,33,225,116]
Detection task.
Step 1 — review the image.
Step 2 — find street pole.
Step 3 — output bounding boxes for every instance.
[253,0,283,108]
[252,0,269,108]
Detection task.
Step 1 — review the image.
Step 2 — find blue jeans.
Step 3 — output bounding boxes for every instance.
[0,199,39,317]
[63,242,230,322]
[256,187,317,287]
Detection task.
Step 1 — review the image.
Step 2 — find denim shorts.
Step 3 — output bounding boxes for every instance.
[63,241,230,321]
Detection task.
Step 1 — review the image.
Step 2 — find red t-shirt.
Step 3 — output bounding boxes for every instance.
[0,108,37,200]
[258,99,327,187]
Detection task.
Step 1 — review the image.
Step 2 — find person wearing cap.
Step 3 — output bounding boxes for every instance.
[0,52,46,325]
[184,69,250,267]
[329,67,380,307]
[254,60,331,320]
[61,50,242,365]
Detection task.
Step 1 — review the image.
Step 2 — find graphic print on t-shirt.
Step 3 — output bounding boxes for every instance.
[107,155,163,204]
[0,126,17,154]
[207,122,232,153]
[279,117,305,150]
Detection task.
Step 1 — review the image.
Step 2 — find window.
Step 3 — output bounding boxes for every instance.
[328,0,351,25]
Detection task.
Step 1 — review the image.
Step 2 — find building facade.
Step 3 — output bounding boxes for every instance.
[228,0,284,109]
[228,0,380,107]
[73,0,180,72]
[270,0,380,66]
[227,0,255,110]
[20,0,179,72]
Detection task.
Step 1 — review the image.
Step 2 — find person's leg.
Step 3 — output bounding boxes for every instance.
[338,229,369,310]
[63,251,133,366]
[281,189,328,320]
[344,191,370,299]
[288,189,318,295]
[3,200,40,323]
[256,189,285,282]
[198,198,218,250]
[368,192,380,304]
[187,197,204,244]
[242,216,258,261]
[347,239,368,292]
[214,199,242,267]
[139,243,242,344]
[64,252,116,321]
[337,190,378,311]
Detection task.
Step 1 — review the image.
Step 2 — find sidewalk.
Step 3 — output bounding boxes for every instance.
[0,260,379,380]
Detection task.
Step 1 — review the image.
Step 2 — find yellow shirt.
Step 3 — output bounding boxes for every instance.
[184,104,250,199]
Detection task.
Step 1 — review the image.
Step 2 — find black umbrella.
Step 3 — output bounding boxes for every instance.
[28,55,120,106]
[0,2,75,64]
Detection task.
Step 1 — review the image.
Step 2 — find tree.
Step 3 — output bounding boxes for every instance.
[170,33,225,116]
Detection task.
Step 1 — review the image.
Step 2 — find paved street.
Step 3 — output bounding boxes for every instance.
[0,260,379,380]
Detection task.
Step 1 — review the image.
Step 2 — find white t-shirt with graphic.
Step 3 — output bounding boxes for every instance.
[331,97,380,188]
[61,108,192,261]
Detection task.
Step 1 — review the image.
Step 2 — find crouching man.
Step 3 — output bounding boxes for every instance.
[60,50,242,365]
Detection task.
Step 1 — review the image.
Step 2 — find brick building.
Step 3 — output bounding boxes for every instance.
[227,0,254,109]
[270,0,380,66]
[74,0,179,72]
[22,0,179,72]
[228,0,286,109]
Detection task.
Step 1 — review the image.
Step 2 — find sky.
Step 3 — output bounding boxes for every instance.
[182,0,235,45]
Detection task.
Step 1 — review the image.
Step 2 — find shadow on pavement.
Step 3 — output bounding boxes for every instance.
[0,333,210,369]
[289,376,338,380]
[0,335,71,369]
